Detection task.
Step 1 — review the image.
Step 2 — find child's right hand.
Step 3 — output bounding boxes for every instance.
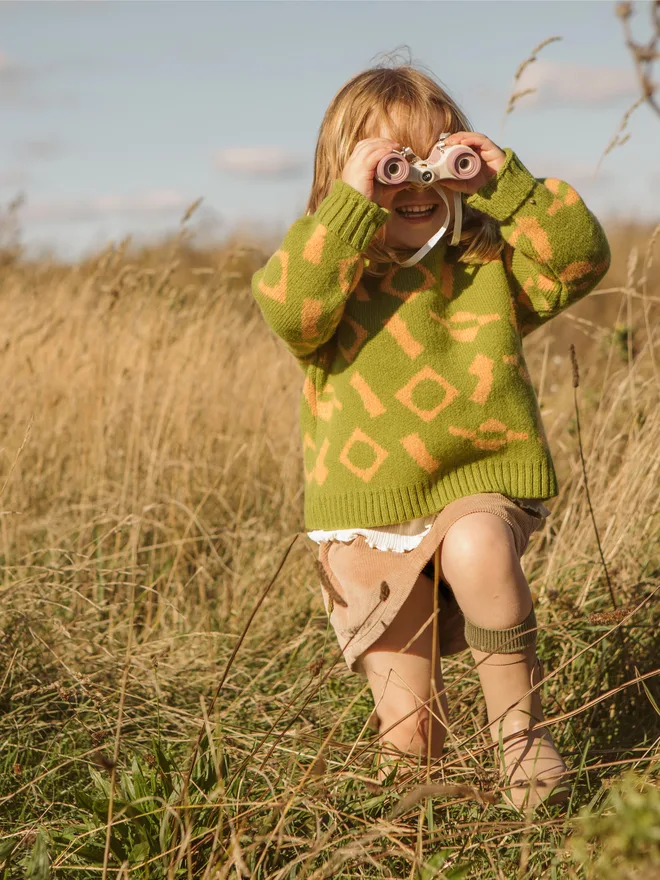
[341,138,406,209]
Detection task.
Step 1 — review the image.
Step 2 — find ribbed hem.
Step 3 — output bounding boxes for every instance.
[466,148,537,222]
[304,456,558,530]
[464,608,537,654]
[315,179,390,252]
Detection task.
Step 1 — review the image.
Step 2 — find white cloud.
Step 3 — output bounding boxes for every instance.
[515,60,640,108]
[215,147,306,178]
[16,138,62,161]
[23,189,194,223]
[0,168,29,188]
[0,51,32,102]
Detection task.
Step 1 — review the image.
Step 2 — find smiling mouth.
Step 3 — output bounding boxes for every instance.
[395,204,439,221]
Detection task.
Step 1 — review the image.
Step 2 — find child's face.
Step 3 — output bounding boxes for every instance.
[371,112,454,252]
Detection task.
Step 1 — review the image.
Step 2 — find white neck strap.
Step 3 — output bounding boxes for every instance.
[398,187,462,268]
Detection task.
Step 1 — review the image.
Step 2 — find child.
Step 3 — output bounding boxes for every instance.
[251,64,610,810]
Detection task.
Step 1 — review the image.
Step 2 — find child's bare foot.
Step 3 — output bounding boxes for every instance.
[499,726,570,811]
[473,647,571,812]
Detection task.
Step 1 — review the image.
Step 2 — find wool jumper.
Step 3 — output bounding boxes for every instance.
[252,148,611,531]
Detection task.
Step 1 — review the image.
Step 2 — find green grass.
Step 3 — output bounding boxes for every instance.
[0,220,658,878]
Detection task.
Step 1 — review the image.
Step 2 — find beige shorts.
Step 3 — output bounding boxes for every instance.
[315,492,545,675]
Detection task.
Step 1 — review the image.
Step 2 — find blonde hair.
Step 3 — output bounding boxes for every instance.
[305,60,503,275]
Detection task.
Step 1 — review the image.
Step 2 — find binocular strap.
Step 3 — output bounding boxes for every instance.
[399,187,462,268]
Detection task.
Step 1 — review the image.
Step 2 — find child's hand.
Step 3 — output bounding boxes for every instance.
[439,132,506,195]
[341,138,408,209]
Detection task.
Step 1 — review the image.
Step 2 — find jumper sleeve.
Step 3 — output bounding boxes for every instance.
[466,148,611,337]
[251,180,389,360]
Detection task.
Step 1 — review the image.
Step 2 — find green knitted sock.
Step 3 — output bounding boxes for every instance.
[464,607,537,654]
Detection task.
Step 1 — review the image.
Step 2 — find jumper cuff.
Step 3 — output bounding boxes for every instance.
[464,607,537,654]
[466,148,538,223]
[315,179,390,253]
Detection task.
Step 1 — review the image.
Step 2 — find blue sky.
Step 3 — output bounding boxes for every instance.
[0,0,658,258]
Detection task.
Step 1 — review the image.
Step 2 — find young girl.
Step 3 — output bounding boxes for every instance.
[251,64,610,810]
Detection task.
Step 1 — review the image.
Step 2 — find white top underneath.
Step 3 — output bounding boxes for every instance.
[306,497,550,553]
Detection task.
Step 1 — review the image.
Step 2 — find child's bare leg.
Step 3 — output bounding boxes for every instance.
[440,512,569,810]
[358,572,449,782]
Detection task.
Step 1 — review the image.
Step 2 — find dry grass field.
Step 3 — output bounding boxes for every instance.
[0,210,657,878]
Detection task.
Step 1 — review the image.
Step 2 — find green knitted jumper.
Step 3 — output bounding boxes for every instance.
[252,149,611,530]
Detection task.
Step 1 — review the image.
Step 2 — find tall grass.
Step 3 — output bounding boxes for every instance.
[0,213,657,878]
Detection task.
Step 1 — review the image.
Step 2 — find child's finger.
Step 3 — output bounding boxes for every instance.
[353,138,400,155]
[444,131,487,146]
[445,133,502,158]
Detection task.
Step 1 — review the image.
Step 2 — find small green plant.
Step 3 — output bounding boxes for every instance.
[569,771,660,879]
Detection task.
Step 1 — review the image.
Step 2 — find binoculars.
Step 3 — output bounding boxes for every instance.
[375,136,481,186]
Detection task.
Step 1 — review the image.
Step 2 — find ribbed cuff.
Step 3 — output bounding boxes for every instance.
[464,607,537,654]
[466,148,537,222]
[315,179,390,252]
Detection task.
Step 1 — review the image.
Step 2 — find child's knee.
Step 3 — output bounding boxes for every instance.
[441,513,520,583]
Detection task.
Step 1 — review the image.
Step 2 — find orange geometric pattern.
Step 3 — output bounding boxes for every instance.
[354,281,370,302]
[559,260,593,282]
[327,301,346,333]
[302,224,327,264]
[395,366,460,422]
[400,433,440,474]
[338,254,363,293]
[258,249,288,303]
[532,272,555,294]
[468,353,494,404]
[317,383,343,422]
[559,258,610,292]
[339,427,389,483]
[302,374,317,416]
[381,262,435,303]
[301,298,323,340]
[449,419,528,451]
[509,217,552,262]
[429,309,500,342]
[303,434,330,485]
[349,371,386,417]
[383,313,424,359]
[523,276,552,312]
[545,178,580,216]
[337,314,368,363]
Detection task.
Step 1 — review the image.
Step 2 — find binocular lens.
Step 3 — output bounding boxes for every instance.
[387,161,401,176]
[458,157,471,171]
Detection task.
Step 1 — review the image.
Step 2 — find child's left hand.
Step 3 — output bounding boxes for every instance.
[438,132,506,195]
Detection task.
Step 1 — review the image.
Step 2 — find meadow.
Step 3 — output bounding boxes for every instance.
[0,204,657,878]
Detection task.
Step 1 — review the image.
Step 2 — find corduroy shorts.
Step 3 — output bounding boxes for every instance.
[315,492,546,675]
